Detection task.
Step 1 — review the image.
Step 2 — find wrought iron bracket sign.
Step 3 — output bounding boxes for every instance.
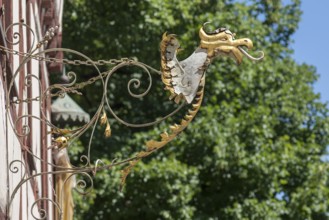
[1,21,264,219]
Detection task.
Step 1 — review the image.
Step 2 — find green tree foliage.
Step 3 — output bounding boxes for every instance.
[62,0,329,219]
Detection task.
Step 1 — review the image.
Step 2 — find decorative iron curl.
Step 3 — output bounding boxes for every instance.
[13,115,44,137]
[24,74,33,87]
[31,198,62,220]
[64,71,78,86]
[5,22,36,52]
[78,155,91,168]
[9,160,28,177]
[104,60,187,128]
[19,48,106,164]
[47,71,77,91]
[23,73,42,92]
[126,63,153,98]
[38,48,105,139]
[70,172,94,196]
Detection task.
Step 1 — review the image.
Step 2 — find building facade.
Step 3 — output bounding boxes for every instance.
[0,0,63,219]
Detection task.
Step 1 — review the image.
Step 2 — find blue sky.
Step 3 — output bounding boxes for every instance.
[291,1,329,105]
[291,1,329,160]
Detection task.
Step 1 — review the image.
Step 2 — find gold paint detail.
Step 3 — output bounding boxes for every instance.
[199,27,254,64]
[100,109,112,138]
[48,136,69,150]
[105,122,112,138]
[160,32,183,103]
[54,149,75,220]
[100,110,107,125]
[120,159,141,190]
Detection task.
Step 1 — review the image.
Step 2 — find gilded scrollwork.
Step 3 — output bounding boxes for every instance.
[2,21,264,219]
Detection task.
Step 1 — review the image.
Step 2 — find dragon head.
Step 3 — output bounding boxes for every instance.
[199,25,264,64]
[160,24,264,104]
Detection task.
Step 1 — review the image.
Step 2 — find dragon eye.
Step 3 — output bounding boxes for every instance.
[221,37,228,41]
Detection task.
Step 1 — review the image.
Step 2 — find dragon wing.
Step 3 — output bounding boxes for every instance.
[161,33,208,104]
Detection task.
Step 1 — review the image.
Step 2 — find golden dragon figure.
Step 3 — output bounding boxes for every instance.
[121,24,264,186]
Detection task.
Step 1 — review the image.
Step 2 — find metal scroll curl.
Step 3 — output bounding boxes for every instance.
[31,198,62,220]
[3,22,188,220]
[5,22,36,51]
